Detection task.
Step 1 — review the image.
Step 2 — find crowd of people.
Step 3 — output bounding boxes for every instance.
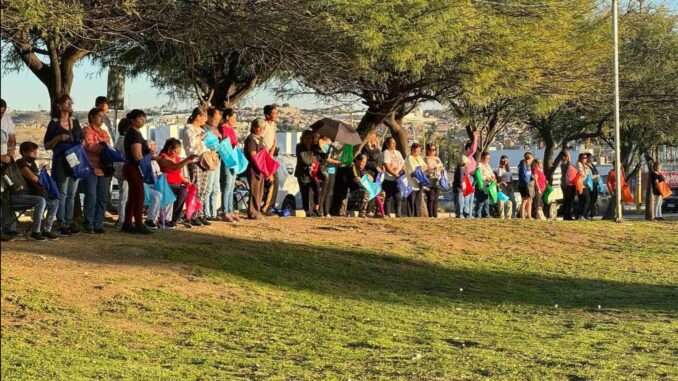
[0,95,673,241]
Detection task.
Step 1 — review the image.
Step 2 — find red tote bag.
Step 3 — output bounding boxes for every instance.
[462,174,475,196]
[253,150,280,178]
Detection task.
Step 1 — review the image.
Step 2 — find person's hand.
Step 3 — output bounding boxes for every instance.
[1,155,11,164]
[187,154,199,161]
[461,182,466,191]
[61,134,71,142]
[473,130,479,138]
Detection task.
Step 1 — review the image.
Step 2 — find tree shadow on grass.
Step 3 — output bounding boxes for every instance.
[7,228,677,312]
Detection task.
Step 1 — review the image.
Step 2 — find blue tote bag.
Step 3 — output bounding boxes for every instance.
[359,175,381,201]
[100,143,126,163]
[38,167,60,200]
[413,167,431,187]
[216,140,238,168]
[233,148,249,175]
[397,174,413,198]
[153,174,177,208]
[64,145,93,179]
[139,153,156,185]
[439,170,449,190]
[585,173,594,191]
[203,130,220,150]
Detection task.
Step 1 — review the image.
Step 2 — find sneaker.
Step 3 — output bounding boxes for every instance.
[120,223,136,234]
[1,233,16,242]
[165,221,177,230]
[179,220,192,229]
[43,230,60,240]
[94,228,106,234]
[69,225,81,235]
[58,227,72,236]
[144,221,158,230]
[5,230,21,236]
[83,228,95,234]
[135,225,153,235]
[190,219,203,227]
[199,217,211,226]
[30,231,47,241]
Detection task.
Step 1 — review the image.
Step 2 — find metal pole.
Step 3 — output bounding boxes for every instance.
[613,0,623,221]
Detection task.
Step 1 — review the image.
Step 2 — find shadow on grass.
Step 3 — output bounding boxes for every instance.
[7,227,677,312]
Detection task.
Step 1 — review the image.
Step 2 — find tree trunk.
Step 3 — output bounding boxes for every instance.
[383,112,409,157]
[211,74,258,108]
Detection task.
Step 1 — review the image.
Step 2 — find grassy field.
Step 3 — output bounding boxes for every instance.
[1,218,677,380]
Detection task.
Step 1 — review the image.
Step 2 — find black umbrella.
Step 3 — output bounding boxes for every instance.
[309,118,363,145]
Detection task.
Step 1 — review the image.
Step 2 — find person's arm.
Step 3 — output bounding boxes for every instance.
[7,133,16,157]
[269,135,277,155]
[131,143,143,162]
[83,127,104,154]
[465,130,479,156]
[157,155,197,171]
[20,166,39,184]
[43,122,70,150]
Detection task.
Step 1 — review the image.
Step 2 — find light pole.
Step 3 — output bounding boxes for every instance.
[612,0,623,221]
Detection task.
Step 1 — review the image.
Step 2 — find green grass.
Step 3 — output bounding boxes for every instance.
[2,219,677,380]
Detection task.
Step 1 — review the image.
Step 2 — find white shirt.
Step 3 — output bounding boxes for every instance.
[1,114,16,156]
[182,124,207,157]
[262,119,276,150]
[382,149,404,181]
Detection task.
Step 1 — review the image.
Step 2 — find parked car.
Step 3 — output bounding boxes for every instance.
[234,154,302,215]
[662,186,678,213]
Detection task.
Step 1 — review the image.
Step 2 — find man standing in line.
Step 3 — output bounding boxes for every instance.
[261,104,279,215]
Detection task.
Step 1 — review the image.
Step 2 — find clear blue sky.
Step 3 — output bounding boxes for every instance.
[1,0,676,112]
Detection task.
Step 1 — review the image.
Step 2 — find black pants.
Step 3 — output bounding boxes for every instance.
[330,168,351,216]
[298,178,319,214]
[169,183,188,222]
[319,173,335,216]
[588,184,599,218]
[407,189,423,217]
[577,188,591,218]
[425,187,440,218]
[382,179,402,217]
[563,185,576,220]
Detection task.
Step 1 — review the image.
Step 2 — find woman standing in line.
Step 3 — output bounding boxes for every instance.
[531,159,547,220]
[218,108,239,222]
[202,107,222,221]
[317,135,341,217]
[43,94,83,236]
[405,143,427,217]
[497,155,514,220]
[121,109,153,234]
[518,152,534,219]
[649,162,666,221]
[244,118,267,220]
[81,107,112,234]
[576,153,592,220]
[362,133,384,217]
[182,107,210,226]
[381,137,405,217]
[424,143,444,218]
[295,130,321,217]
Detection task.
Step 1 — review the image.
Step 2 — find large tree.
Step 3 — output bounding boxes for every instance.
[0,0,169,104]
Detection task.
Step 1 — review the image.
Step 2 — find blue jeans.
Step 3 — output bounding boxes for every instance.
[476,191,491,218]
[463,176,475,218]
[221,165,236,214]
[83,175,111,230]
[454,189,466,218]
[57,177,79,227]
[9,194,58,233]
[144,186,162,223]
[203,163,221,218]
